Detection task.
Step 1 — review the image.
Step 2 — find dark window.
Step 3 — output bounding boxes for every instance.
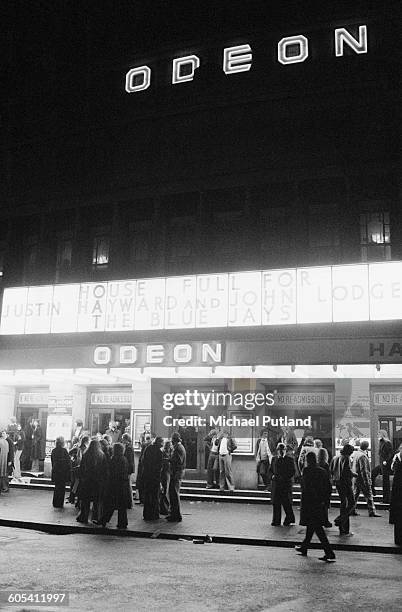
[23,237,39,282]
[129,221,151,265]
[167,216,195,272]
[260,207,291,262]
[360,211,391,261]
[55,236,72,282]
[308,205,340,249]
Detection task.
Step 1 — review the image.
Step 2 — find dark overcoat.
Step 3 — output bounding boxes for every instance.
[142,444,163,486]
[108,455,132,510]
[51,447,71,483]
[124,444,135,475]
[300,465,332,526]
[390,454,402,526]
[270,455,295,502]
[78,452,108,502]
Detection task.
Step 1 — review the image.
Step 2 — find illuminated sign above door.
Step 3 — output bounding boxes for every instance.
[1,260,401,335]
[125,25,368,92]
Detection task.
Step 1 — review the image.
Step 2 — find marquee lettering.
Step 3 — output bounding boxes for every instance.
[125,26,368,92]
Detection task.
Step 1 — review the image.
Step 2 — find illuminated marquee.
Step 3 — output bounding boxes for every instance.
[125,25,368,92]
[1,261,402,335]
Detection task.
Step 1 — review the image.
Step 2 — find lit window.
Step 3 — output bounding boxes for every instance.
[92,233,110,268]
[0,246,4,278]
[360,212,391,261]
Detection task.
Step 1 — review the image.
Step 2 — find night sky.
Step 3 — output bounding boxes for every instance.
[2,1,401,210]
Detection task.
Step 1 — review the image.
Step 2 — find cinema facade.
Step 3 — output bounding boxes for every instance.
[1,262,402,488]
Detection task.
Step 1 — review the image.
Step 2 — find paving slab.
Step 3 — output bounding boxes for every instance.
[0,488,400,553]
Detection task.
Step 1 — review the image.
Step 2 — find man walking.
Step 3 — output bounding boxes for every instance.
[331,443,356,536]
[352,440,381,517]
[167,432,186,522]
[270,442,296,526]
[371,430,393,504]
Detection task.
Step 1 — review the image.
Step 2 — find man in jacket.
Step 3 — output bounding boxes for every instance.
[204,429,219,489]
[256,430,272,489]
[331,443,356,536]
[296,451,335,562]
[167,432,186,522]
[352,440,381,517]
[270,442,296,526]
[217,429,237,493]
[371,429,394,504]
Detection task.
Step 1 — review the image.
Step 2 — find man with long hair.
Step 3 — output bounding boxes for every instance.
[167,432,186,522]
[331,443,356,536]
[296,451,335,562]
[76,439,108,524]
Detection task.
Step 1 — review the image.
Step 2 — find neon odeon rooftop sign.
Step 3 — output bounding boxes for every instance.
[125,25,368,93]
[1,260,402,335]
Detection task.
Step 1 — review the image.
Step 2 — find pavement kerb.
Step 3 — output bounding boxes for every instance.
[1,517,401,555]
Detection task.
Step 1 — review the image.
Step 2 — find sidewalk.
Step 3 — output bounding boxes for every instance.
[0,488,400,554]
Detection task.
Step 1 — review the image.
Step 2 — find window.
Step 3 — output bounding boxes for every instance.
[167,216,195,272]
[308,205,340,248]
[229,411,256,455]
[360,212,391,261]
[0,244,4,278]
[92,229,110,269]
[260,207,291,263]
[55,236,72,282]
[129,221,151,265]
[23,236,39,282]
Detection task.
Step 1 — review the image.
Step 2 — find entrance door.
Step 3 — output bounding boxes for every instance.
[174,415,207,479]
[89,408,131,438]
[90,409,113,437]
[16,406,48,469]
[378,416,402,452]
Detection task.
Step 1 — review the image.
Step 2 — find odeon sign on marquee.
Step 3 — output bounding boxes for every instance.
[125,26,367,92]
[2,261,402,335]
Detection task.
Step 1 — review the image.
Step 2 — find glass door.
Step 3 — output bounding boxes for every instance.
[379,417,402,452]
[90,409,113,437]
[173,415,207,479]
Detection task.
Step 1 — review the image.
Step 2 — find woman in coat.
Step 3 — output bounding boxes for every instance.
[102,443,132,529]
[390,443,402,546]
[296,451,336,562]
[142,437,164,521]
[51,437,71,508]
[76,439,108,524]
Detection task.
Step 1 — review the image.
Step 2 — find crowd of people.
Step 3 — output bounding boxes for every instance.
[48,428,187,529]
[1,418,401,551]
[249,427,402,556]
[1,417,44,476]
